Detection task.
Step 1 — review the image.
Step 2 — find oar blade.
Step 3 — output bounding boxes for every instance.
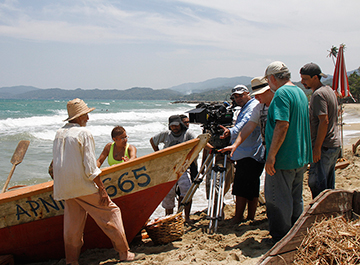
[10,140,30,165]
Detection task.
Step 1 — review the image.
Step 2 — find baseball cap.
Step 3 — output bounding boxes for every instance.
[300,63,328,78]
[168,115,181,126]
[264,61,290,78]
[250,77,270,96]
[231,85,249,96]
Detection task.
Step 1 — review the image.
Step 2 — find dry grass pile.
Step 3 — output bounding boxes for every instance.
[294,216,360,264]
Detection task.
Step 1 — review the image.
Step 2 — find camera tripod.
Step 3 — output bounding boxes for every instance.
[178,149,229,233]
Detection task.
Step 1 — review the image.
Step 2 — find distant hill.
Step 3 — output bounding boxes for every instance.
[168,76,253,94]
[0,76,255,100]
[2,70,357,100]
[0,85,40,98]
[176,80,311,102]
[2,87,182,100]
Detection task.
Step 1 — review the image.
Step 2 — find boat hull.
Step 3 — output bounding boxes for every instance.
[0,134,209,262]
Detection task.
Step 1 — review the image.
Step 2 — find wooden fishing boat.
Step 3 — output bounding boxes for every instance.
[0,134,210,263]
[258,188,360,264]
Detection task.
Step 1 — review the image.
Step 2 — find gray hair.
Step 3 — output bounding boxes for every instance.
[274,71,291,81]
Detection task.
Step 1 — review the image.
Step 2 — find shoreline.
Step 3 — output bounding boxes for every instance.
[171,100,222,104]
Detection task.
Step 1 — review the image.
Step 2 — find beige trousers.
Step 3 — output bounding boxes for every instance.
[64,193,129,264]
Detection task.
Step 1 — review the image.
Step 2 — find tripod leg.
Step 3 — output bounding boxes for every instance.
[214,154,227,233]
[178,154,213,213]
[207,153,217,233]
[218,154,227,218]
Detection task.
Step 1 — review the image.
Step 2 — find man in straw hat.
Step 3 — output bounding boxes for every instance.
[52,98,139,264]
[300,62,340,199]
[150,114,196,223]
[263,61,312,243]
[218,84,265,224]
[220,76,274,156]
[219,78,273,222]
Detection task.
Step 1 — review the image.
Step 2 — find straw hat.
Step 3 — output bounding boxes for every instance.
[250,77,270,96]
[64,98,95,121]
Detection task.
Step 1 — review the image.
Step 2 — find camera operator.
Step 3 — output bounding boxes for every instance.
[219,85,265,224]
[230,86,242,124]
[180,114,199,182]
[150,115,195,224]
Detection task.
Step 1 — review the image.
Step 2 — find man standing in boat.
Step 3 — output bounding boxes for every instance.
[300,63,341,199]
[52,98,138,264]
[150,114,196,224]
[263,61,312,243]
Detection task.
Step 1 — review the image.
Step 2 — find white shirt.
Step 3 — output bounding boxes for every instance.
[52,123,102,200]
[249,103,269,125]
[249,102,269,144]
[228,98,264,161]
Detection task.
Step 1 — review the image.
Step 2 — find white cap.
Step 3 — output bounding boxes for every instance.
[231,85,249,96]
[264,61,290,77]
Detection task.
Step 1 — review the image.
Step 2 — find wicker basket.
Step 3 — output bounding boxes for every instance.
[145,212,184,245]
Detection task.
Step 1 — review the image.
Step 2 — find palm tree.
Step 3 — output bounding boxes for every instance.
[327,45,338,65]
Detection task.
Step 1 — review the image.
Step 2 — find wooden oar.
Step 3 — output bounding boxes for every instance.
[1,140,30,193]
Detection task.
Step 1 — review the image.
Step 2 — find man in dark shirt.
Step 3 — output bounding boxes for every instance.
[300,63,341,199]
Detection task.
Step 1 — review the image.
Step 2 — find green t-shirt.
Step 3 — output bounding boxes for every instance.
[265,84,312,170]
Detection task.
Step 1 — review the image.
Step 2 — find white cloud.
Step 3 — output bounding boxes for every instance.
[0,0,359,88]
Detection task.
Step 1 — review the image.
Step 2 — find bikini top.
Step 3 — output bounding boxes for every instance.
[108,143,130,166]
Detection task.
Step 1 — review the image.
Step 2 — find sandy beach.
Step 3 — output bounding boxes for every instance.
[28,103,360,265]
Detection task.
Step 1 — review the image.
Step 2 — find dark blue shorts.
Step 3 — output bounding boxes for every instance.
[232,157,264,200]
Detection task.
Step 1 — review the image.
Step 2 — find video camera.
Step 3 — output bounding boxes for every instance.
[187,102,234,148]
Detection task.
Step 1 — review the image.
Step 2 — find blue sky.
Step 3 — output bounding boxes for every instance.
[0,0,359,89]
